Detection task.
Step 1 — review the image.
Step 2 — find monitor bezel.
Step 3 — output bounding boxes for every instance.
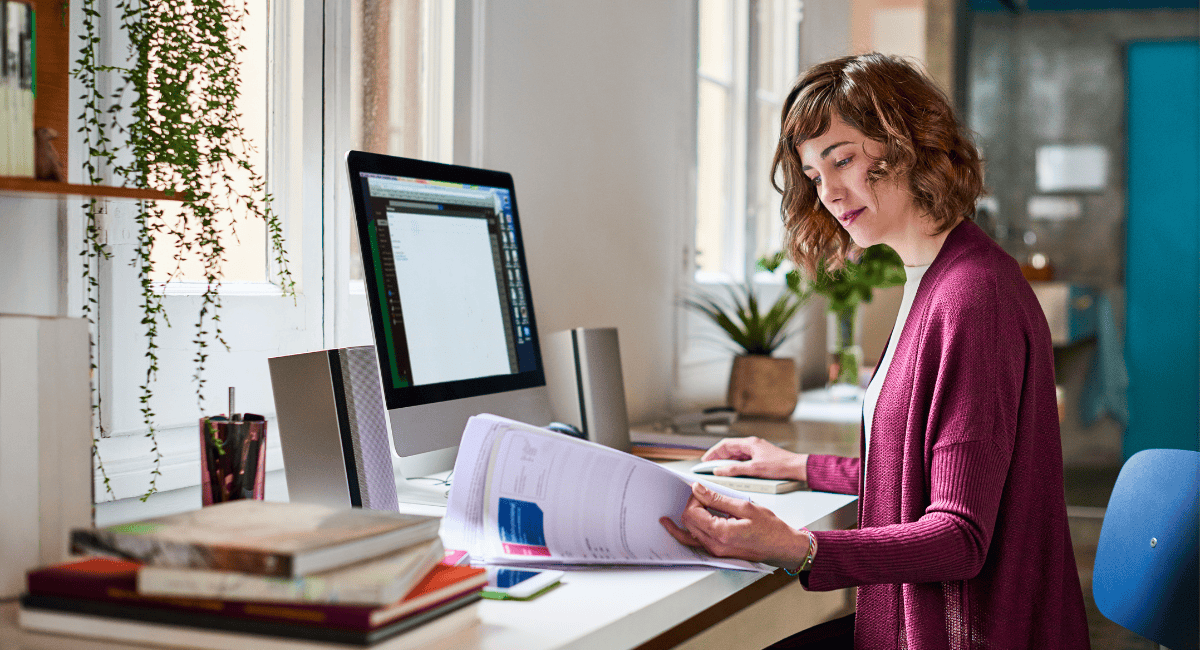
[346,150,547,411]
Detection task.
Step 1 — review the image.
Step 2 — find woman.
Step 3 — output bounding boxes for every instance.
[660,53,1090,649]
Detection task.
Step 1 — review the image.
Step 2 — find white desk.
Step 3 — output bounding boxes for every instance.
[1,469,856,650]
[437,463,856,650]
[791,388,864,424]
[10,412,862,650]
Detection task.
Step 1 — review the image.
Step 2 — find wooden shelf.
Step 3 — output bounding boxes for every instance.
[7,3,180,204]
[0,177,182,201]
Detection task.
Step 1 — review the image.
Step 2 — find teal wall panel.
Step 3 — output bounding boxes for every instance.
[1125,40,1200,457]
[971,1,1198,10]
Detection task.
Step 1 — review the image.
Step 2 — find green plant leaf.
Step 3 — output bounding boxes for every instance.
[686,274,810,356]
[75,0,295,502]
[761,244,905,315]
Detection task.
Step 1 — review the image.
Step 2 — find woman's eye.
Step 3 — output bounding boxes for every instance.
[809,175,821,186]
[834,156,852,168]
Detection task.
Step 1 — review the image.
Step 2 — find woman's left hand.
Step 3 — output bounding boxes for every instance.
[659,482,810,566]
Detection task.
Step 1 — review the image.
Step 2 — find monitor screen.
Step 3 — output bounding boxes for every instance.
[347,151,551,462]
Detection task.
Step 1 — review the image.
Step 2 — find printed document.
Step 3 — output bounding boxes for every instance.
[443,414,770,572]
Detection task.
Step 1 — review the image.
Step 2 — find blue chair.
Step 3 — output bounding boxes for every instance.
[1093,448,1199,650]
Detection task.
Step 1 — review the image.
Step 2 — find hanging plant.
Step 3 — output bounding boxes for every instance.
[75,0,295,501]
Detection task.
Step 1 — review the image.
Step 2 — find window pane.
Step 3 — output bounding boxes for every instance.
[757,0,778,94]
[347,0,453,282]
[354,0,422,158]
[699,0,733,83]
[696,79,731,275]
[754,0,798,261]
[758,0,801,98]
[149,0,269,283]
[755,100,785,258]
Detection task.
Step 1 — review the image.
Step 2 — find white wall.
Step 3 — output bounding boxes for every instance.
[472,1,856,421]
[800,0,852,71]
[0,197,68,318]
[476,2,695,423]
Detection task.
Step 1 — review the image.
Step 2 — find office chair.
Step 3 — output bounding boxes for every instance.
[1093,448,1199,650]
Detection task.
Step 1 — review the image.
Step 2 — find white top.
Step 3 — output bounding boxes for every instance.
[863,263,931,467]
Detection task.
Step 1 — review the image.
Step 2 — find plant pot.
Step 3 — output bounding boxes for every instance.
[727,355,799,420]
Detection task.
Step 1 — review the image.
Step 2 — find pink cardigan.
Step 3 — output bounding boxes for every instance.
[804,221,1090,649]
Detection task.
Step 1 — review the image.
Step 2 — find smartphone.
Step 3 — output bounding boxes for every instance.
[482,567,564,600]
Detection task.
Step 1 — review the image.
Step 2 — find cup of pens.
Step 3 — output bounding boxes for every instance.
[200,388,267,506]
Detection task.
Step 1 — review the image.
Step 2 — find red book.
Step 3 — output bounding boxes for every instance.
[27,557,486,630]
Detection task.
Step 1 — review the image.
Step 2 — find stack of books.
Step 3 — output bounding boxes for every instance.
[19,500,488,648]
[628,427,727,461]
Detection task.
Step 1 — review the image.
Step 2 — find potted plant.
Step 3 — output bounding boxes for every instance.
[76,0,293,500]
[686,269,809,419]
[761,245,905,394]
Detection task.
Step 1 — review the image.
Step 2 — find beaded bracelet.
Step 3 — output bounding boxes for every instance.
[783,528,818,577]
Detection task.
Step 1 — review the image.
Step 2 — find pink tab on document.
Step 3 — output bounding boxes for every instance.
[502,543,551,556]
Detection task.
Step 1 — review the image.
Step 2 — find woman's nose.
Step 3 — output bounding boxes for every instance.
[819,177,843,204]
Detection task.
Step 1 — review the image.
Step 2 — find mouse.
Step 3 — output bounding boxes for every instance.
[545,422,585,439]
[690,459,742,475]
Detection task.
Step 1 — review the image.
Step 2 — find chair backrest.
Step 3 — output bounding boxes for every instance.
[1093,448,1199,650]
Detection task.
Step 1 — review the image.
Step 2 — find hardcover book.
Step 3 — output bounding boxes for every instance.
[69,500,441,578]
[27,556,488,631]
[137,538,445,605]
[18,594,481,649]
[629,444,705,461]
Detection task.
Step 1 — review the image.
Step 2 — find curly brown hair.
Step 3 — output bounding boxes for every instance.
[771,53,983,276]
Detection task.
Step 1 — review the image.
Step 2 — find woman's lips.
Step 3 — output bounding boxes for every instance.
[839,207,864,226]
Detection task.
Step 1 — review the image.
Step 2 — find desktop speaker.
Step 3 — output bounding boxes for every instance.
[268,346,400,511]
[544,327,631,451]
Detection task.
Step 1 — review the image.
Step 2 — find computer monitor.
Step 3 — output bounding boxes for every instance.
[345,151,553,481]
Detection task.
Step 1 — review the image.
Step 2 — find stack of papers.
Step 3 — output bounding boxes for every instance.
[443,414,771,573]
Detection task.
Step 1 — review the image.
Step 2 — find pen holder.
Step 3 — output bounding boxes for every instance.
[200,414,267,506]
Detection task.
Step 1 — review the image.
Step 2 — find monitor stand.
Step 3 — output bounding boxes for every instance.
[393,447,457,509]
[395,472,454,508]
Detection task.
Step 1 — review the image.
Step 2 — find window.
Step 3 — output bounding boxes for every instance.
[327,0,460,349]
[345,0,456,284]
[91,0,460,501]
[92,0,323,501]
[676,0,802,405]
[694,0,801,282]
[146,0,270,285]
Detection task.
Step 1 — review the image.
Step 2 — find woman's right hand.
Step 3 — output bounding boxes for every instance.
[701,437,807,482]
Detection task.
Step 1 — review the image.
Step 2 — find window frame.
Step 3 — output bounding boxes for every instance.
[88,0,336,500]
[91,0,472,501]
[695,0,749,285]
[328,0,463,350]
[677,0,803,404]
[692,0,800,286]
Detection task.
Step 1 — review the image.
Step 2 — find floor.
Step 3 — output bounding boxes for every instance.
[1064,465,1158,650]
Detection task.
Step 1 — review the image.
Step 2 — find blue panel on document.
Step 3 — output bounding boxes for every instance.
[497,497,548,547]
